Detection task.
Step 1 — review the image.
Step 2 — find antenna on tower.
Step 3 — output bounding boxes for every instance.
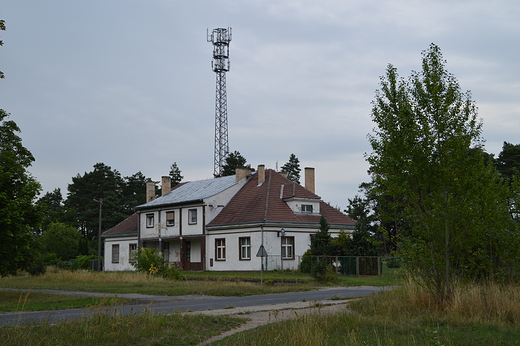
[207,27,232,177]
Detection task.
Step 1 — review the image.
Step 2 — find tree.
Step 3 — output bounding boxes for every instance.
[121,171,150,214]
[280,154,301,184]
[0,110,43,276]
[218,151,248,177]
[495,142,520,182]
[367,44,514,301]
[65,163,126,242]
[169,162,183,186]
[39,222,81,261]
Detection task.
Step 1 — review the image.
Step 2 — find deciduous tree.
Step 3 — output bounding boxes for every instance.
[367,44,514,300]
[0,110,43,276]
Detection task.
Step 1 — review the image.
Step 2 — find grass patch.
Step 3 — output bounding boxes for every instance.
[211,281,520,345]
[0,268,399,297]
[0,290,128,312]
[0,310,245,346]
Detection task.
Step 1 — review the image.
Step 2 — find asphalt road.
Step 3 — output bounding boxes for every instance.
[0,286,394,327]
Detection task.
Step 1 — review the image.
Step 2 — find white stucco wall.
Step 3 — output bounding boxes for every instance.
[104,236,138,271]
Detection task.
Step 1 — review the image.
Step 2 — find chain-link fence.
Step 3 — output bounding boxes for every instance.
[263,255,402,276]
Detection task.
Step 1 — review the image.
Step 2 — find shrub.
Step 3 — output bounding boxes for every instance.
[310,259,337,283]
[70,255,98,270]
[131,248,183,280]
[386,257,402,269]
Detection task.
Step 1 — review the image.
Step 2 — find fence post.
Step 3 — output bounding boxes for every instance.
[356,256,359,276]
[378,256,381,276]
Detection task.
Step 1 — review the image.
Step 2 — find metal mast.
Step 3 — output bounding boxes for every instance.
[207,27,232,176]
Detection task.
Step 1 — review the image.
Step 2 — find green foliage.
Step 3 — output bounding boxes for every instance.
[131,248,183,280]
[40,222,81,261]
[367,44,515,300]
[65,163,151,242]
[280,153,301,184]
[299,249,313,273]
[218,151,248,177]
[70,255,98,270]
[0,110,43,276]
[495,142,520,182]
[169,162,183,186]
[310,215,332,256]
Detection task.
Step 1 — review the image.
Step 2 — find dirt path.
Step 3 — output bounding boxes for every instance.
[191,300,352,346]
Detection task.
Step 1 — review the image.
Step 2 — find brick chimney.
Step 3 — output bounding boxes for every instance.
[146,181,155,202]
[305,167,315,193]
[257,164,265,185]
[235,167,252,181]
[161,176,172,195]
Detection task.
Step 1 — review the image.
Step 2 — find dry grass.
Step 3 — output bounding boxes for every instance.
[0,268,315,296]
[214,281,520,345]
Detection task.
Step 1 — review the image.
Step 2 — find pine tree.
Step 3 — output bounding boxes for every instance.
[280,154,301,184]
[169,162,183,186]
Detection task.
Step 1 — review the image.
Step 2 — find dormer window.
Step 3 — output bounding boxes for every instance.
[301,204,313,213]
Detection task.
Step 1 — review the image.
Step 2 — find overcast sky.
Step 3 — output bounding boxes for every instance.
[2,1,519,209]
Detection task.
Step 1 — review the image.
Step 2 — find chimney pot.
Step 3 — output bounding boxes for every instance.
[161,176,172,195]
[257,164,265,184]
[235,167,252,181]
[305,167,315,193]
[146,182,155,202]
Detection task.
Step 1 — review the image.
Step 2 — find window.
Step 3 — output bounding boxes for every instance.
[281,236,294,259]
[112,244,120,263]
[301,204,313,213]
[166,211,175,226]
[189,209,197,224]
[129,243,137,263]
[215,238,226,260]
[146,214,154,228]
[239,237,251,260]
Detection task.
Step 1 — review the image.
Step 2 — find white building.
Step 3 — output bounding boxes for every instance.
[102,165,355,271]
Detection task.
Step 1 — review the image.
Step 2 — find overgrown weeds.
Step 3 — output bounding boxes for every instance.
[0,309,246,346]
[213,280,520,345]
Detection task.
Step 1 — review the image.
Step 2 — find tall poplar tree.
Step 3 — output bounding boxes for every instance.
[367,44,514,300]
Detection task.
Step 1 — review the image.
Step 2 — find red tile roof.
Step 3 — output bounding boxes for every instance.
[207,169,355,228]
[101,213,138,237]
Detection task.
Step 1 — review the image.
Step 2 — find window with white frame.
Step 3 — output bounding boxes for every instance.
[188,209,197,224]
[215,238,226,260]
[166,211,175,226]
[281,236,294,259]
[239,237,251,260]
[129,243,137,262]
[112,244,120,263]
[146,214,154,228]
[301,204,313,213]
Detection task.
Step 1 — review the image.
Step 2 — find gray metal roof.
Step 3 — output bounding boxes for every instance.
[136,175,238,209]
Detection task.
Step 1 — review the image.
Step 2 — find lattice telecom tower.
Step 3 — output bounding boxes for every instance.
[207,27,232,176]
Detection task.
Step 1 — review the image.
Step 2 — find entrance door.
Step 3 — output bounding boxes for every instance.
[182,240,191,270]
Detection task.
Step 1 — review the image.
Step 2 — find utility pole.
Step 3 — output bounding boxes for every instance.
[94,198,103,271]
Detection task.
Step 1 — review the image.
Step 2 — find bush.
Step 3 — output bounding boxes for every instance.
[310,259,337,283]
[131,248,183,280]
[386,257,402,269]
[299,250,314,273]
[70,255,98,270]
